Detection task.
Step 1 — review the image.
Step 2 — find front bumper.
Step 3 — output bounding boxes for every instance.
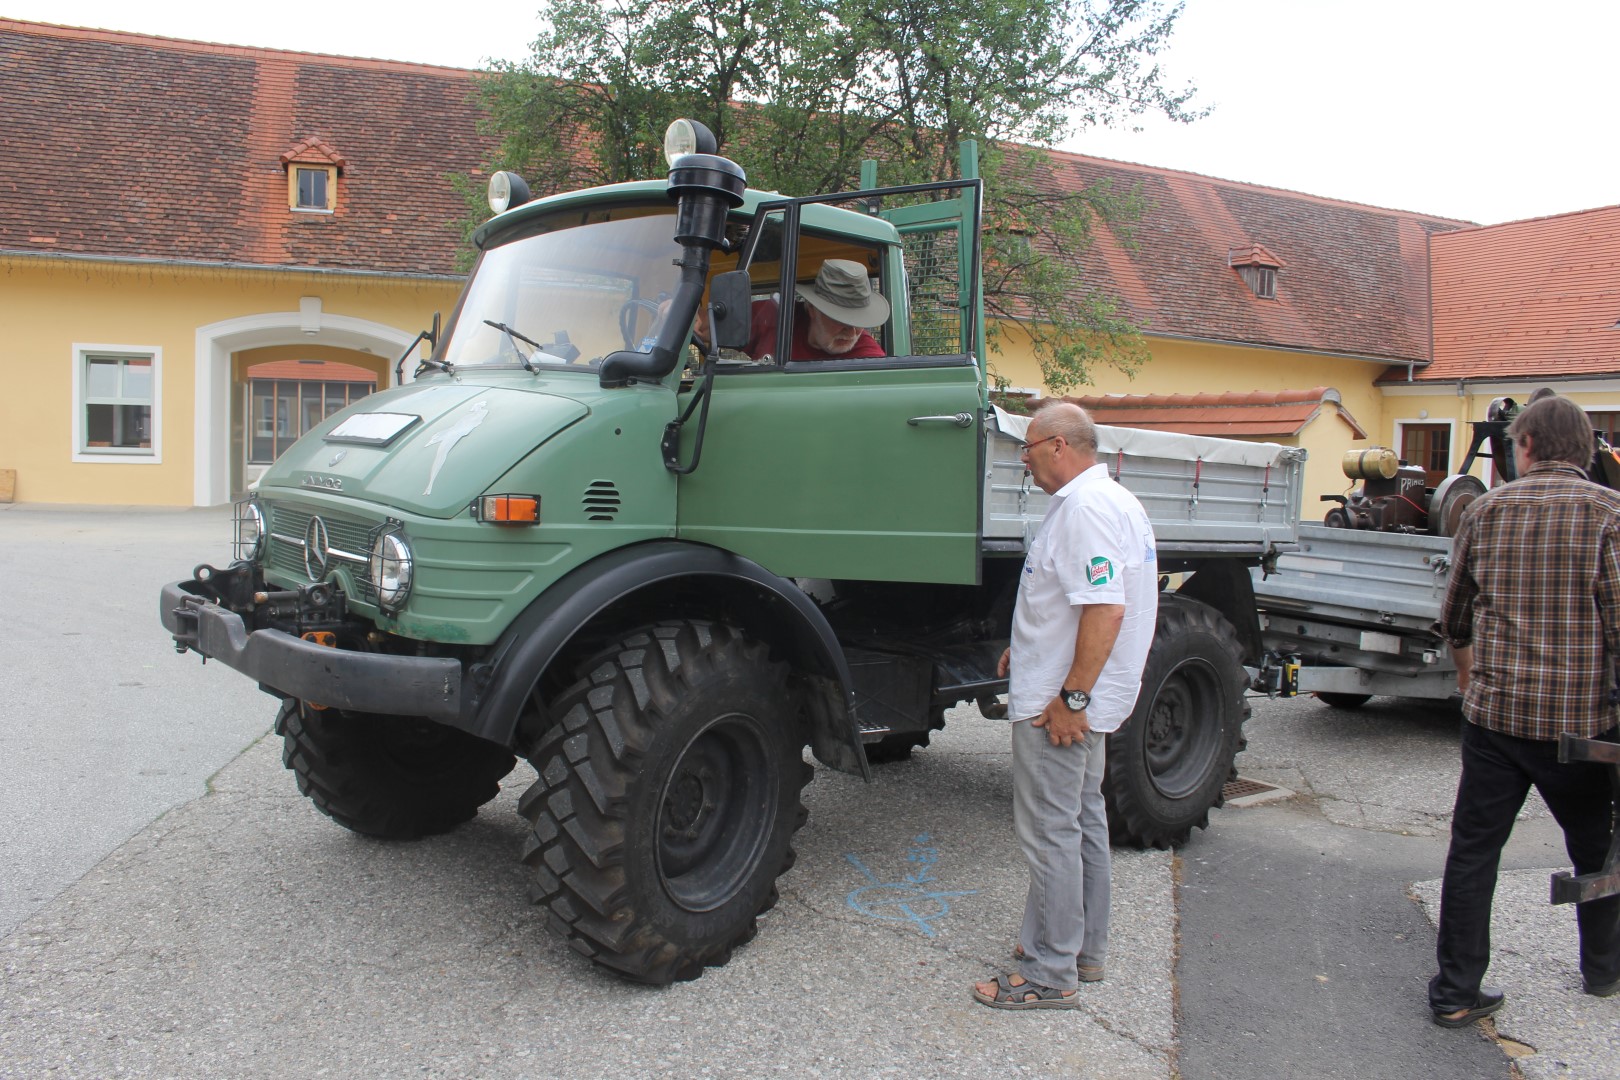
[159,581,464,722]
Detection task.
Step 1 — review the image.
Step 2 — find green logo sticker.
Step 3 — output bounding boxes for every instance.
[1087,556,1114,585]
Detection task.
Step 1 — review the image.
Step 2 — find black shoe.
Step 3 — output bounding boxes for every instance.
[1586,978,1620,998]
[1432,987,1505,1028]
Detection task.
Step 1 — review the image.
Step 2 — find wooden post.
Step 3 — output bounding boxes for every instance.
[0,469,15,503]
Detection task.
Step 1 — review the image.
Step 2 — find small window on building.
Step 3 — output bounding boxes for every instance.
[289,165,336,212]
[1252,266,1276,299]
[75,347,159,459]
[1229,244,1284,301]
[281,137,345,213]
[295,167,329,210]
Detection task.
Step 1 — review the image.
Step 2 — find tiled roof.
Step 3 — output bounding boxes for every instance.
[0,19,1478,366]
[1023,150,1471,364]
[281,137,347,168]
[1060,387,1367,439]
[1394,205,1620,383]
[0,19,487,277]
[1228,243,1284,268]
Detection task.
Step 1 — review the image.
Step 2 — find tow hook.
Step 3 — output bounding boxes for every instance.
[300,631,337,711]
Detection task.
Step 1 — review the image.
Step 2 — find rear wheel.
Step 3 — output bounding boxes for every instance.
[1106,596,1248,849]
[277,700,516,839]
[520,621,810,984]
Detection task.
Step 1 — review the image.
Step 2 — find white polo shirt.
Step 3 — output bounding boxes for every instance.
[1007,462,1158,731]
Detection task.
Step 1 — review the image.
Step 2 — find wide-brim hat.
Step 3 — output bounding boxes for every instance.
[795,258,891,329]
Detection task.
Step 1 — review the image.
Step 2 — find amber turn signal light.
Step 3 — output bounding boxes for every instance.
[473,494,540,524]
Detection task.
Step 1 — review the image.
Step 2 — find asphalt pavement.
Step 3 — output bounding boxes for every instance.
[1,505,1616,1078]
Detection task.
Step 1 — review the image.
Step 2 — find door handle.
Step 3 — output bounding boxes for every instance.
[907,412,973,428]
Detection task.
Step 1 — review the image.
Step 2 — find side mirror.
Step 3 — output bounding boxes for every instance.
[708,270,753,351]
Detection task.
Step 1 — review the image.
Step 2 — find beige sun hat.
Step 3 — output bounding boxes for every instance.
[795,259,891,329]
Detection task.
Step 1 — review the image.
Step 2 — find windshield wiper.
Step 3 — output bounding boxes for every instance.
[485,320,543,373]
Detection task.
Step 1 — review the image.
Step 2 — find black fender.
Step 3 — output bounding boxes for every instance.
[466,540,871,779]
[1174,558,1264,667]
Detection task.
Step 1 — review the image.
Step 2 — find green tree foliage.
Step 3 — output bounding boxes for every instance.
[470,0,1202,391]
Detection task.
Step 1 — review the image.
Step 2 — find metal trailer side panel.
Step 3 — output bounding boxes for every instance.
[1251,523,1460,700]
[983,412,1306,556]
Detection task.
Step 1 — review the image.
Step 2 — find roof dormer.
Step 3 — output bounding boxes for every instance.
[281,137,347,213]
[1229,243,1284,300]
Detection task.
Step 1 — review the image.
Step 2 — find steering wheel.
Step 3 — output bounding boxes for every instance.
[619,298,665,351]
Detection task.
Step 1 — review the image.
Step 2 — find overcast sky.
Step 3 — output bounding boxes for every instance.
[7,0,1615,224]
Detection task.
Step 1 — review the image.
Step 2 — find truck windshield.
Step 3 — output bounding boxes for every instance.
[441,204,683,372]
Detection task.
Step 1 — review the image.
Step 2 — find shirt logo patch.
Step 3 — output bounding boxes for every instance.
[1087,556,1114,585]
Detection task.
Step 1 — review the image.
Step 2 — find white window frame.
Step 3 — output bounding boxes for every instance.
[72,343,162,463]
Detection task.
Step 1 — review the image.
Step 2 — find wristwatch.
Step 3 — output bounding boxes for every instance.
[1062,687,1091,712]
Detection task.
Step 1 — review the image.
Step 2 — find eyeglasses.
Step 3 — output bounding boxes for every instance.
[1019,434,1061,458]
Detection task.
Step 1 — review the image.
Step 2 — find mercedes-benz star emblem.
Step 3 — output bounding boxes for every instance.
[303,516,331,580]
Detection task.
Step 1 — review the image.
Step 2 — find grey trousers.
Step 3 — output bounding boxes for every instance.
[1012,718,1112,991]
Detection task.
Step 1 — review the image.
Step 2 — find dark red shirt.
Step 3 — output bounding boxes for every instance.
[746,299,884,361]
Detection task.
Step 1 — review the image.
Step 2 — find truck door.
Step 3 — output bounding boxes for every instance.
[674,182,985,585]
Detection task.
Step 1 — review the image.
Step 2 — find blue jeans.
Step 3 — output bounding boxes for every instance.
[1429,721,1620,1011]
[1012,719,1111,991]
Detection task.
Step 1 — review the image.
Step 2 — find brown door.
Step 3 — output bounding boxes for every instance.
[1401,423,1451,487]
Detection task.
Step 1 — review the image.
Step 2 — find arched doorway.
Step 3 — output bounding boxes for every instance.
[193,311,416,505]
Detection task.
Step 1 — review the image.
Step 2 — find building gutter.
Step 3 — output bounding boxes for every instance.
[0,248,466,283]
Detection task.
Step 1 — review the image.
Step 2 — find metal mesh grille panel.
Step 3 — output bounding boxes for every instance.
[902,224,964,356]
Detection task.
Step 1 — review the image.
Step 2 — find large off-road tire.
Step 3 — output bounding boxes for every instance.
[862,706,946,765]
[520,621,811,984]
[276,700,517,839]
[1106,596,1249,849]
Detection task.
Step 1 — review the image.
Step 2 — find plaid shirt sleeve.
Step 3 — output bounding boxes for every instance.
[1600,518,1620,668]
[1436,513,1477,649]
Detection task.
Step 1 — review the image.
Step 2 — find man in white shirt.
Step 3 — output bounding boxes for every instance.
[973,402,1158,1010]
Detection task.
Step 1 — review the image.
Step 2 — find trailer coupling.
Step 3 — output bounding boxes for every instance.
[1250,651,1302,697]
[1550,733,1620,906]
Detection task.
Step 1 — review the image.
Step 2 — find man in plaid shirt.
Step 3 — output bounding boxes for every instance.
[1430,394,1620,1026]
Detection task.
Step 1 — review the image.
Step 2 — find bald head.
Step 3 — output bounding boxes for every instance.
[1030,402,1099,457]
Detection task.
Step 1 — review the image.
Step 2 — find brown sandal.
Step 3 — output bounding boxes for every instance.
[972,973,1079,1010]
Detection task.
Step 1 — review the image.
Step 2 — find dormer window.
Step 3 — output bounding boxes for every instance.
[294,167,331,210]
[280,137,347,214]
[1229,243,1284,300]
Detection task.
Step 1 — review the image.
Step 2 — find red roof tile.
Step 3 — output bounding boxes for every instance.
[280,137,347,168]
[0,19,487,277]
[1228,243,1284,268]
[1023,150,1471,364]
[1060,387,1367,439]
[0,19,1476,368]
[1392,205,1620,383]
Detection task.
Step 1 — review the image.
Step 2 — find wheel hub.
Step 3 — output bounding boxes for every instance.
[655,713,779,914]
[1143,660,1222,801]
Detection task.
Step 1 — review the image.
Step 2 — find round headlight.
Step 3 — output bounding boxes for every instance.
[488,170,531,214]
[233,498,265,563]
[369,530,414,614]
[663,118,717,167]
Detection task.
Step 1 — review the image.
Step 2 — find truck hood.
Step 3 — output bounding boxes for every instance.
[259,381,589,518]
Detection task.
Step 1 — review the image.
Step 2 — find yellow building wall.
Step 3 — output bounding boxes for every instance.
[0,256,459,506]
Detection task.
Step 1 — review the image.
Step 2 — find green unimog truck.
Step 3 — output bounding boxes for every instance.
[161,121,1304,984]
